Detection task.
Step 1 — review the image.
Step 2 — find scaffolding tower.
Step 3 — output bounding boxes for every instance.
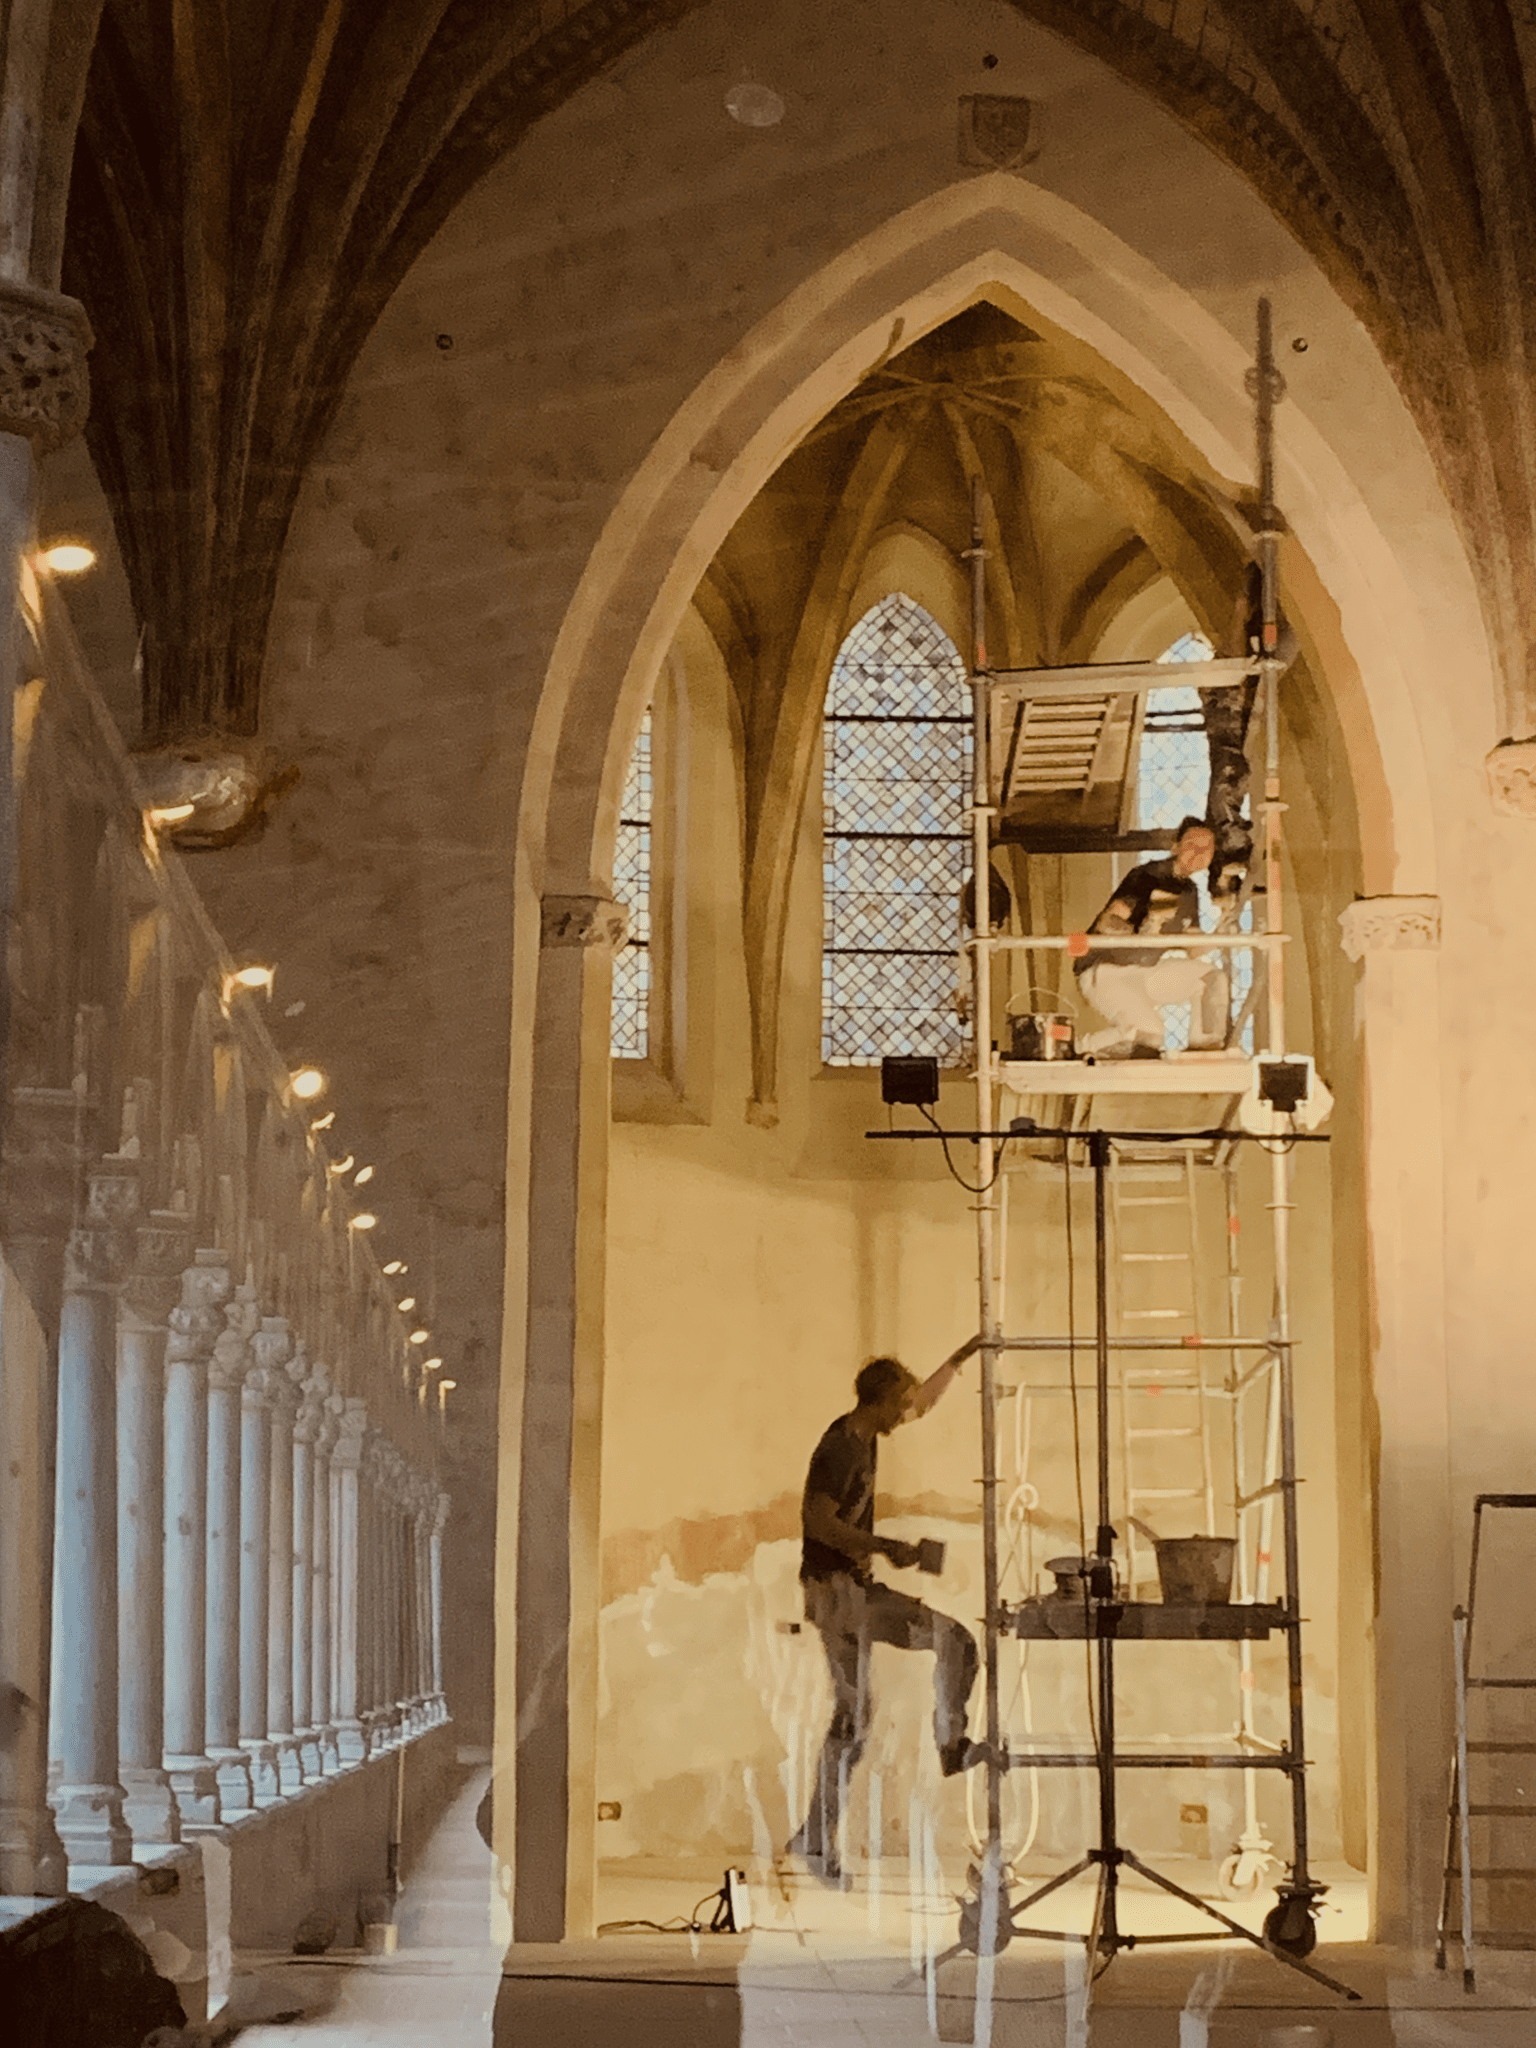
[880,303,1358,2010]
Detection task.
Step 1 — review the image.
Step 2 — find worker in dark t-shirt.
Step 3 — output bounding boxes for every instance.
[1075,817,1227,1059]
[787,1346,981,1885]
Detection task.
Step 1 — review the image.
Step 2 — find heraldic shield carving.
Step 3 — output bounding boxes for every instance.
[958,95,1037,170]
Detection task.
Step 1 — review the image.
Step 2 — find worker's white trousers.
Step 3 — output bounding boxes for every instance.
[1077,953,1225,1053]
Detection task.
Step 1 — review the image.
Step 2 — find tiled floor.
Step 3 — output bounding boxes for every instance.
[217,1785,1536,2045]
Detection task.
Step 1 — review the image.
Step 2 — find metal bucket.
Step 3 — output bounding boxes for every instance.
[1008,1011,1076,1062]
[1154,1535,1236,1605]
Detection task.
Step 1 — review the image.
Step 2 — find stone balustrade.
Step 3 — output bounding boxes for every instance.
[0,590,448,1891]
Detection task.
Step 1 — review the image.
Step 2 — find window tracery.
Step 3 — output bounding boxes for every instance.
[821,594,971,1067]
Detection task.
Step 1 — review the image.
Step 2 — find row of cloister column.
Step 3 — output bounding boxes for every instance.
[36,1199,448,1871]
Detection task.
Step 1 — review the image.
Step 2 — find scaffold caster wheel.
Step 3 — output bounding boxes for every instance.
[1218,1845,1275,1900]
[1262,1895,1318,1958]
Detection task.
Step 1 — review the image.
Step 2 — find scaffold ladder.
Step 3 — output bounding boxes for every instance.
[1110,1146,1216,1594]
[1437,1493,1536,1992]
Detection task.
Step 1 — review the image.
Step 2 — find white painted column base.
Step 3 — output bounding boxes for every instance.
[121,1765,180,1847]
[207,1746,253,1815]
[53,1781,133,1865]
[164,1754,220,1831]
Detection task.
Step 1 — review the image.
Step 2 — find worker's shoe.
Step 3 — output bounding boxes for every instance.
[939,1736,986,1777]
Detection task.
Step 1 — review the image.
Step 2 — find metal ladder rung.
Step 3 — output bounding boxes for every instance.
[1467,1804,1536,1817]
[1468,1678,1536,1690]
[1121,1252,1190,1264]
[1123,1308,1187,1320]
[1124,1370,1201,1385]
[1130,1486,1205,1500]
[1116,1196,1185,1208]
[1127,1426,1204,1440]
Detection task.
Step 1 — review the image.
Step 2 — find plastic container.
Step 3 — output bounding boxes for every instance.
[1154,1535,1236,1605]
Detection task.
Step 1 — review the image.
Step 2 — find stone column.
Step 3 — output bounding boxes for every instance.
[513,896,623,1936]
[116,1216,191,1846]
[312,1393,341,1772]
[238,1358,278,1801]
[162,1252,232,1830]
[380,1447,403,1744]
[408,1475,430,1729]
[332,1399,367,1763]
[254,1319,301,1793]
[52,1159,138,1865]
[1340,895,1453,1943]
[0,1222,69,1895]
[430,1491,448,1721]
[203,1276,257,1813]
[291,1370,326,1779]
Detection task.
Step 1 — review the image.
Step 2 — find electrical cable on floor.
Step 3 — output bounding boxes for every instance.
[596,1886,734,1936]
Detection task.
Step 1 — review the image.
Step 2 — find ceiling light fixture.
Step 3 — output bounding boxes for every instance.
[397,1296,416,1312]
[290,1066,326,1100]
[423,1357,443,1371]
[725,81,785,126]
[350,1212,378,1231]
[328,1154,355,1176]
[39,541,97,574]
[382,1260,405,1275]
[146,802,196,828]
[311,1111,335,1132]
[409,1329,429,1345]
[354,1164,374,1185]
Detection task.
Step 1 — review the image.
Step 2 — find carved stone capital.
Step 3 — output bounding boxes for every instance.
[249,1315,292,1377]
[1338,894,1441,963]
[241,1364,272,1409]
[121,1215,197,1330]
[165,1251,232,1368]
[331,1397,369,1470]
[1486,736,1536,817]
[540,893,629,952]
[0,279,92,451]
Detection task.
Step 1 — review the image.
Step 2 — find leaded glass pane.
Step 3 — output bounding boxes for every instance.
[611,710,652,1059]
[822,595,971,1066]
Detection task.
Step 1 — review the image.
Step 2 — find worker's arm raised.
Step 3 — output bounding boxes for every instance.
[804,1492,919,1569]
[908,1335,981,1418]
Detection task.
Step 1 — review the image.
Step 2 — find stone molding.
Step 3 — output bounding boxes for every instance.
[540,893,629,952]
[332,1398,368,1471]
[1338,895,1441,962]
[207,1277,260,1391]
[0,278,92,451]
[121,1214,197,1330]
[1486,736,1536,816]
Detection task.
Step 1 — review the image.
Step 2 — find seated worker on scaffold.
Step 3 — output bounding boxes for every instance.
[1074,817,1227,1060]
[786,1349,981,1886]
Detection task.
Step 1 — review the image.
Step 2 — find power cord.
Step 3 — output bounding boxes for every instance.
[596,1885,734,1937]
[919,1103,1013,1193]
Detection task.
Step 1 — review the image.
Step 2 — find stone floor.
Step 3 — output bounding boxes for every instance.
[213,1780,1536,2045]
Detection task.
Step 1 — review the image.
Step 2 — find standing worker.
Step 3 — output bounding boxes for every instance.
[787,1345,981,1886]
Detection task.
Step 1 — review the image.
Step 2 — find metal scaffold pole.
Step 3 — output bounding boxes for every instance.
[966,477,1007,1972]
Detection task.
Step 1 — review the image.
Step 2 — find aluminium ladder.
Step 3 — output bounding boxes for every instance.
[1437,1493,1536,1990]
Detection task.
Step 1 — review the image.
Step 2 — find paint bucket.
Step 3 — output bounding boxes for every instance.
[1007,1011,1076,1062]
[1154,1535,1236,1605]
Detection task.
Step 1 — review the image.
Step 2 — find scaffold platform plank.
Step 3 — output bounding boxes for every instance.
[1000,1057,1254,1095]
[1011,1600,1288,1641]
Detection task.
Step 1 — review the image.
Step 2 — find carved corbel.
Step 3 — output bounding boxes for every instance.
[1337,895,1442,962]
[207,1274,260,1392]
[0,279,92,451]
[121,1213,196,1332]
[1486,737,1536,817]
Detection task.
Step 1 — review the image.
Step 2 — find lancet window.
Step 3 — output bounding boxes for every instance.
[610,708,653,1059]
[821,594,971,1067]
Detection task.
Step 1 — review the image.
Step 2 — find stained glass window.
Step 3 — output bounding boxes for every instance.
[822,595,971,1066]
[1134,631,1252,1050]
[611,709,652,1059]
